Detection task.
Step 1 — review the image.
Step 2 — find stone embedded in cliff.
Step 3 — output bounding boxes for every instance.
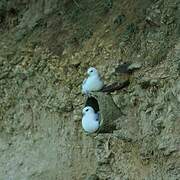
[115,62,142,74]
[85,174,99,180]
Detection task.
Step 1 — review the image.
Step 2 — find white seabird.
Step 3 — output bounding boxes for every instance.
[82,67,104,95]
[82,106,100,133]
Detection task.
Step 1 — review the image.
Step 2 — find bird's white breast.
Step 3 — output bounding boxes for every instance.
[82,75,103,94]
[82,113,99,133]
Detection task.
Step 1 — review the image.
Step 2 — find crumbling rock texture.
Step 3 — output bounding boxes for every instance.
[0,0,180,179]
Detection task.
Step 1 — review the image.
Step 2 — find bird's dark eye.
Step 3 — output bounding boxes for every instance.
[85,109,89,112]
[90,70,93,72]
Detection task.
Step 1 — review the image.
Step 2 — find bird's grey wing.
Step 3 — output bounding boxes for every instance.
[82,78,88,94]
[83,78,87,85]
[95,112,100,122]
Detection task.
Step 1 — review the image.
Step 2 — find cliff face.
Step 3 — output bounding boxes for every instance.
[0,0,180,179]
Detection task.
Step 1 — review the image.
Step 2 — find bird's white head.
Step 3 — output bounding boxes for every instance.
[87,67,99,76]
[82,106,95,115]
